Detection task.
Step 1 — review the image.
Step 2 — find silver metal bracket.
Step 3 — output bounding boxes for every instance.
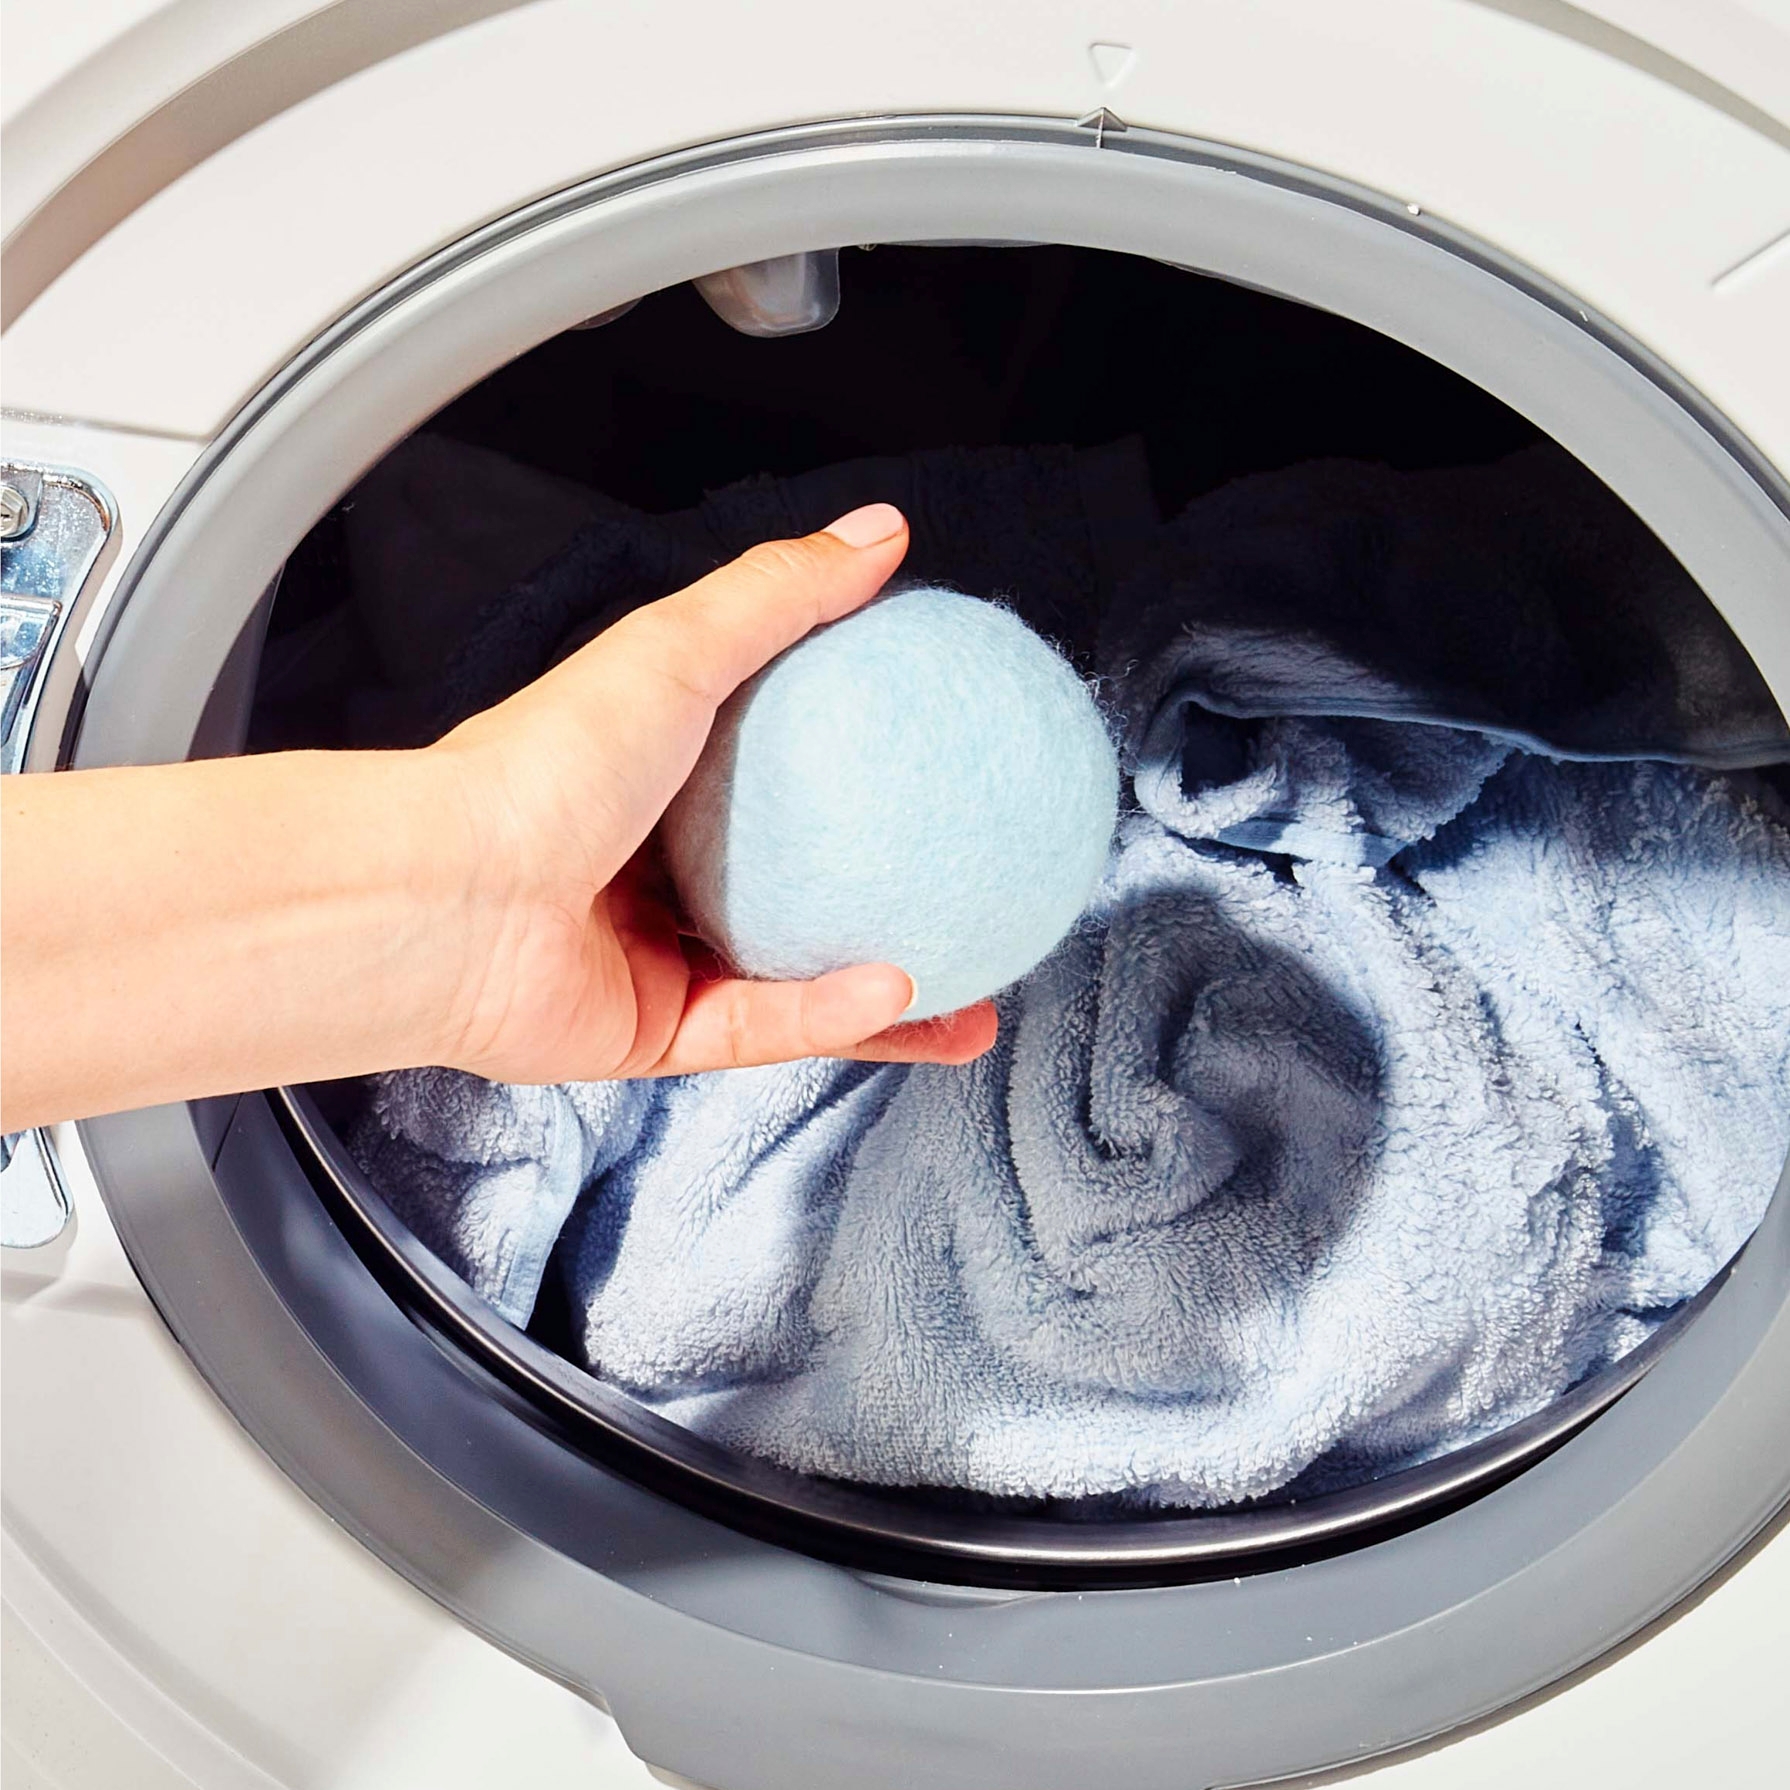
[1,592,60,753]
[3,461,118,1248]
[1,467,43,540]
[1,460,116,774]
[0,1129,72,1250]
[1075,107,1129,149]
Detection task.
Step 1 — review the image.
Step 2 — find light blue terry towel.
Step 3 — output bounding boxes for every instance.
[354,738,1790,1504]
[351,451,1790,1507]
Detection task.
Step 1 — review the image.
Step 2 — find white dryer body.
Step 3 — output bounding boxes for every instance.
[5,6,1790,1788]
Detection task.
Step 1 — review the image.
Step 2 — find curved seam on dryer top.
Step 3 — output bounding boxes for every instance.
[1460,0,1790,157]
[66,112,1790,770]
[0,407,210,447]
[4,0,1786,333]
[0,0,543,331]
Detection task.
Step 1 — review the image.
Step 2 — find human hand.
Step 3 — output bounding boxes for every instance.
[427,504,1001,1083]
[2,505,997,1132]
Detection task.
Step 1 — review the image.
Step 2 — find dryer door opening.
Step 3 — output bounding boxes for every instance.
[59,123,1790,1790]
[231,237,1788,1586]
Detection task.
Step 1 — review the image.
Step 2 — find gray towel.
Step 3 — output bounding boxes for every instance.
[1103,444,1790,772]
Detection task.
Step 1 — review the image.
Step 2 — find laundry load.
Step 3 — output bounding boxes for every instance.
[346,437,1790,1506]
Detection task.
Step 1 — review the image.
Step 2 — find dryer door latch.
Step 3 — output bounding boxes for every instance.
[1074,106,1129,149]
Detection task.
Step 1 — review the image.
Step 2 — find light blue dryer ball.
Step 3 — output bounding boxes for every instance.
[663,586,1119,1020]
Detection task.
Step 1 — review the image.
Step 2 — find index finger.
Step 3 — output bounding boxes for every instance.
[598,501,910,714]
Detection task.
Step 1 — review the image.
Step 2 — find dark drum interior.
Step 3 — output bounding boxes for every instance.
[254,244,1541,744]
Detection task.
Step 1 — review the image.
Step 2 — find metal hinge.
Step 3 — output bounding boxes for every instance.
[0,1129,72,1250]
[2,460,117,1247]
[2,460,115,774]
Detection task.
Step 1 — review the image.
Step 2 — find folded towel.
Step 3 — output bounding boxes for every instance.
[349,444,1790,1505]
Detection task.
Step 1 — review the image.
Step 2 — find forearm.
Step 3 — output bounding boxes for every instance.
[1,749,482,1130]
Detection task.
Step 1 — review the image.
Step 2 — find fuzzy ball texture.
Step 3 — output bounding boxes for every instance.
[662,586,1119,1020]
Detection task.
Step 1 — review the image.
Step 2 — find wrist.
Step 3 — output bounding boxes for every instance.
[383,741,519,1071]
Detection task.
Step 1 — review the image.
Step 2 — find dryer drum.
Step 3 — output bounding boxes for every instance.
[235,232,1786,1584]
[68,123,1790,1782]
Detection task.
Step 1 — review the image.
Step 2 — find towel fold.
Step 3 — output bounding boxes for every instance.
[348,441,1790,1506]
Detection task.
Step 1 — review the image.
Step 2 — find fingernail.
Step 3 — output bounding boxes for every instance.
[823,503,905,548]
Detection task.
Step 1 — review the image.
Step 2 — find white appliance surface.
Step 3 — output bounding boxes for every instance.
[6,1127,1789,1787]
[5,4,1789,1785]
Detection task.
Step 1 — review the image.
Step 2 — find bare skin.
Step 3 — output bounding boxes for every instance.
[0,504,998,1132]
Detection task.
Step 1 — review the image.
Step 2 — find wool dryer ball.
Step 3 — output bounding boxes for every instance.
[662,586,1120,1020]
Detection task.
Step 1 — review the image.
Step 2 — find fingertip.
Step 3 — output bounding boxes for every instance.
[639,510,910,705]
[954,1000,1001,1060]
[926,999,1000,1063]
[807,505,909,626]
[844,998,999,1066]
[656,971,996,1076]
